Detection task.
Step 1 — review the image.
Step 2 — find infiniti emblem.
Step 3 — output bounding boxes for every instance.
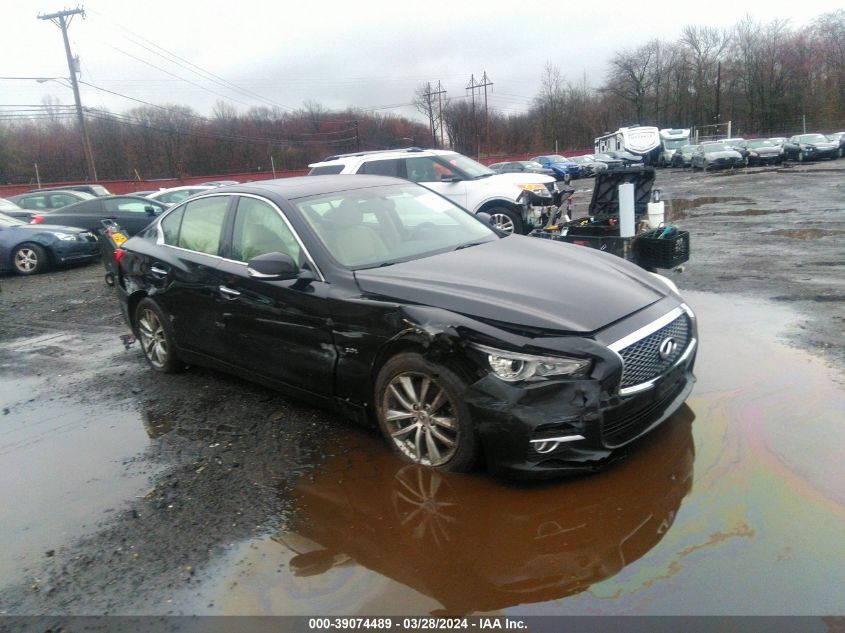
[658,337,677,361]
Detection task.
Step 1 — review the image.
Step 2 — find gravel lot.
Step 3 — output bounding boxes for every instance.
[0,160,843,616]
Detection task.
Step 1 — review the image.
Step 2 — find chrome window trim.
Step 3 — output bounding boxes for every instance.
[608,303,696,396]
[155,192,325,283]
[529,435,585,444]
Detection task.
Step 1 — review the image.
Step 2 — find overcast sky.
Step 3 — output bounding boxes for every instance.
[3,0,843,124]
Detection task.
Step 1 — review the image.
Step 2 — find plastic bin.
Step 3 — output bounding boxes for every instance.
[633,228,690,269]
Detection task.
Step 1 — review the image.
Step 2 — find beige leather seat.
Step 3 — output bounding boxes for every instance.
[324,199,390,266]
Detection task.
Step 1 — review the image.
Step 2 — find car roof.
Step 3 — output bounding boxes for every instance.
[214,175,409,200]
[310,147,456,166]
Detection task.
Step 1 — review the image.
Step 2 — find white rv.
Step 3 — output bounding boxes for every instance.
[594,126,661,165]
[658,128,691,166]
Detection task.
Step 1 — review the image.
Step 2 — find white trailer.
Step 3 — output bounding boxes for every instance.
[658,128,691,166]
[594,126,661,165]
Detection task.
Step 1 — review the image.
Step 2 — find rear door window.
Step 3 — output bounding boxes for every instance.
[176,196,229,256]
[358,159,404,178]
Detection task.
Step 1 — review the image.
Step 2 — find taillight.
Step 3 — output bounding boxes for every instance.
[31,215,45,224]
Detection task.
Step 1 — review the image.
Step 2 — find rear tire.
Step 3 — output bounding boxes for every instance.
[374,353,479,472]
[12,243,48,275]
[134,297,183,373]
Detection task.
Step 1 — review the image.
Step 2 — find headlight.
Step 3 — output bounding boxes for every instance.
[518,183,551,197]
[52,232,80,241]
[473,344,592,382]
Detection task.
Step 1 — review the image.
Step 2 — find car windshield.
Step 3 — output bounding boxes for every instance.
[799,134,829,143]
[682,145,699,154]
[663,139,688,149]
[0,212,26,226]
[522,161,544,169]
[438,152,494,179]
[544,155,568,162]
[296,183,497,269]
[747,140,775,148]
[703,143,730,153]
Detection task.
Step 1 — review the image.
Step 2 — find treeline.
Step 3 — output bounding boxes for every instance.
[2,9,843,183]
[0,101,430,184]
[432,9,845,155]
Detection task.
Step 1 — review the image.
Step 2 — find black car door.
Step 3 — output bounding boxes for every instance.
[145,194,233,358]
[212,194,335,397]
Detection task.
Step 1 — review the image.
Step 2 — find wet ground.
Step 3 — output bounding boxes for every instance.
[1,162,844,617]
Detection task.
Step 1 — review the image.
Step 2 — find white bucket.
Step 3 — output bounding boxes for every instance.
[646,201,665,229]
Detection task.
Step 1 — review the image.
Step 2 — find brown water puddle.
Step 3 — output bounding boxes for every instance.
[177,292,845,616]
[670,197,754,219]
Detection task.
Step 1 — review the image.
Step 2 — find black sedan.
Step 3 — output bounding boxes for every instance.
[0,212,98,275]
[114,176,697,478]
[783,134,839,162]
[31,195,168,236]
[737,139,784,165]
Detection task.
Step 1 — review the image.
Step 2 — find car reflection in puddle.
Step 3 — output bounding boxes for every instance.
[201,406,694,615]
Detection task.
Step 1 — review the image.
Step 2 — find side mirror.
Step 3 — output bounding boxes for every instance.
[247,252,299,280]
[440,174,462,183]
[476,211,494,226]
[145,206,157,215]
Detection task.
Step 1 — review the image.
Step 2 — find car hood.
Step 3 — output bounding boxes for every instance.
[803,142,837,149]
[484,172,556,186]
[354,236,666,333]
[704,150,741,159]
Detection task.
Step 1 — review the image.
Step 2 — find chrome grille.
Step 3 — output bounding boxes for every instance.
[617,314,691,389]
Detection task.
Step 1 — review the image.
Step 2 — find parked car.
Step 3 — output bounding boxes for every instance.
[30,195,168,236]
[782,134,839,162]
[736,139,783,166]
[721,138,748,163]
[488,161,555,177]
[567,155,608,177]
[690,143,744,171]
[670,144,700,168]
[825,132,845,158]
[768,137,787,147]
[114,175,698,478]
[529,155,583,181]
[591,153,625,169]
[9,189,95,211]
[0,197,35,222]
[22,184,112,197]
[0,211,98,275]
[308,148,559,235]
[146,185,217,205]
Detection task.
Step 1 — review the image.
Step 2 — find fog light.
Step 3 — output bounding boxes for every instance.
[534,441,560,454]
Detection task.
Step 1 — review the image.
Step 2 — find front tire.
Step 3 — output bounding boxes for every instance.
[375,353,479,472]
[134,297,182,373]
[12,243,48,275]
[485,206,523,235]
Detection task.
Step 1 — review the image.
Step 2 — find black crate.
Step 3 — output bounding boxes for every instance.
[564,218,622,237]
[633,228,690,268]
[561,233,633,260]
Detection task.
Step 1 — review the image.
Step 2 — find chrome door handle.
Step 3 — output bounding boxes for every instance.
[218,285,241,299]
[150,265,168,277]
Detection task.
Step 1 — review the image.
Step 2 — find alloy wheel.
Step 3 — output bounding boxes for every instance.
[14,248,39,273]
[137,308,169,369]
[382,372,459,466]
[489,212,515,234]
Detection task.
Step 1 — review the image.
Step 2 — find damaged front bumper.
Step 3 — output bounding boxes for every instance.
[464,339,697,479]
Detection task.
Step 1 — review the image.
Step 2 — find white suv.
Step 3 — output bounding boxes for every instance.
[308,148,560,234]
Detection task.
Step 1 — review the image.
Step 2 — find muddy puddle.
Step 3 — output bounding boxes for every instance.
[669,196,754,219]
[0,333,159,584]
[162,291,845,616]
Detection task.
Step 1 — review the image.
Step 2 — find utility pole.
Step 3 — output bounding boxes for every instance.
[353,120,360,151]
[478,71,493,157]
[422,82,447,148]
[714,61,721,127]
[466,74,478,158]
[436,81,446,148]
[39,6,97,181]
